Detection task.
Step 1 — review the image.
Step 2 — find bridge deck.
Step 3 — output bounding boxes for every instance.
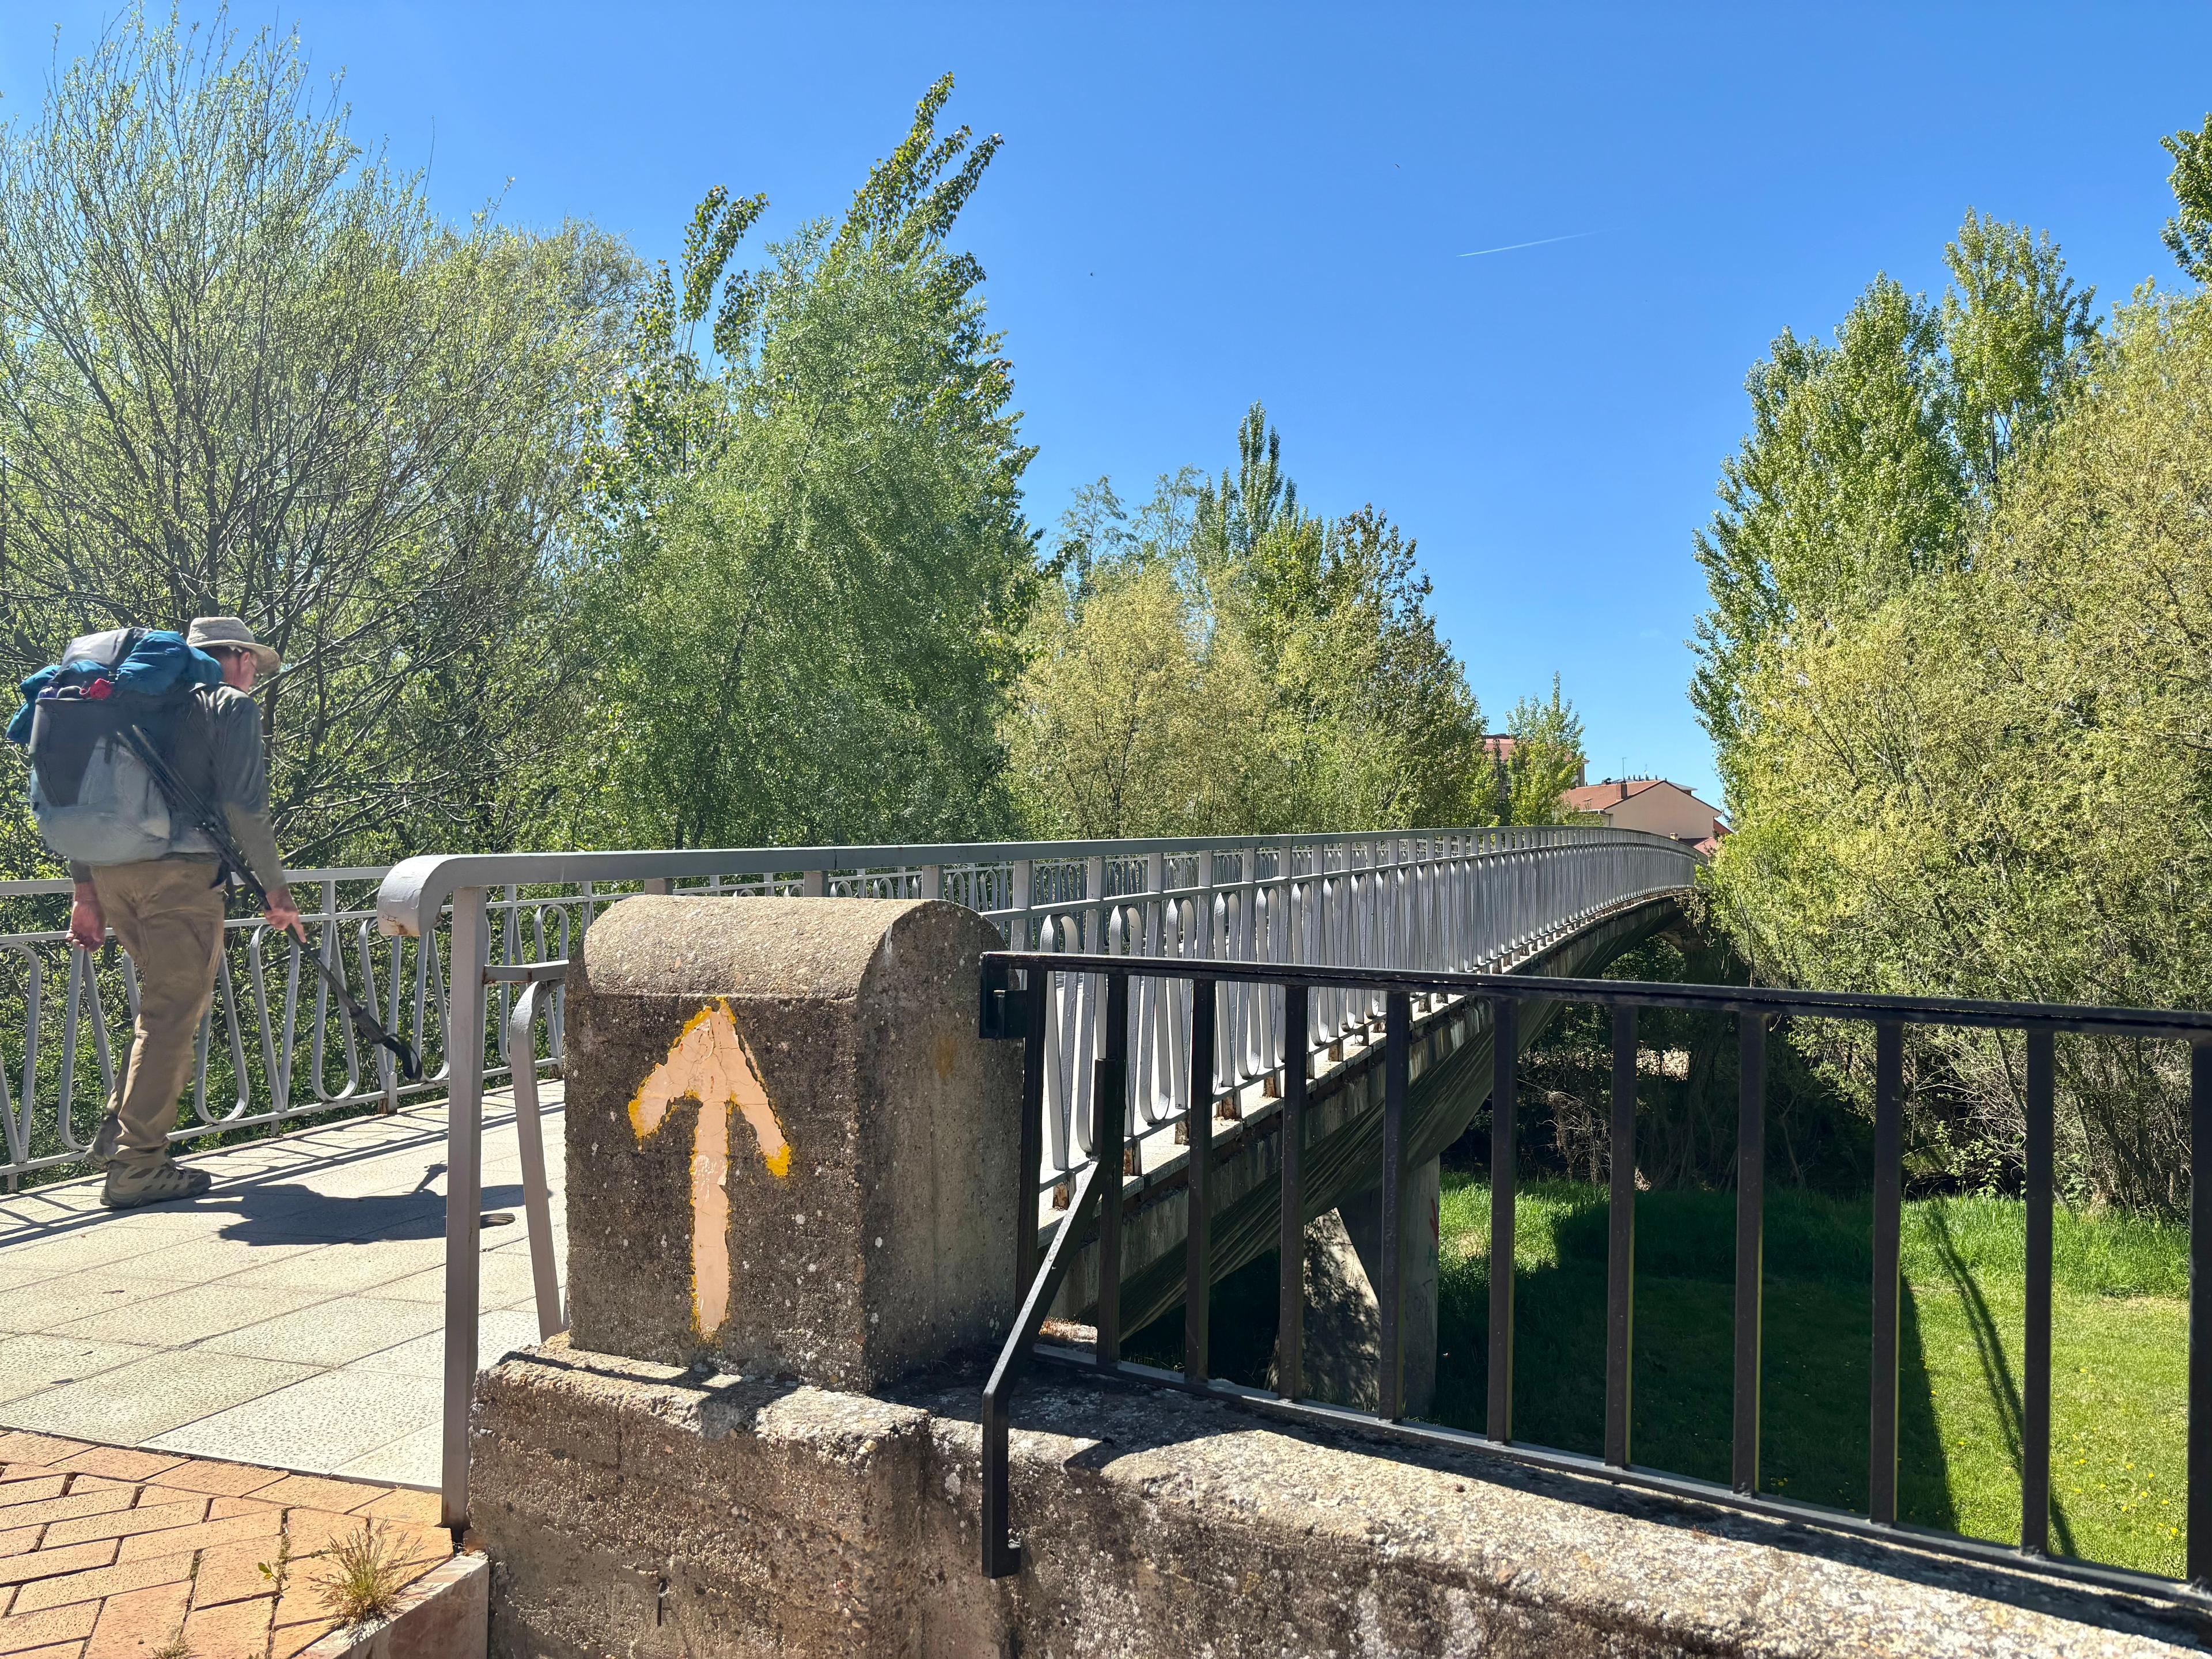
[0,1093,564,1489]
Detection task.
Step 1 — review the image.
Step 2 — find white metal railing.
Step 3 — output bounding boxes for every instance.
[1016,830,1695,1187]
[0,827,1694,1529]
[0,869,578,1185]
[0,828,1696,1191]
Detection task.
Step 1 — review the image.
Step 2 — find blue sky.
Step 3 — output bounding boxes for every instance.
[5,4,2208,805]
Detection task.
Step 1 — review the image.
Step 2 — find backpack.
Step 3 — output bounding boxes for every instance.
[24,630,195,867]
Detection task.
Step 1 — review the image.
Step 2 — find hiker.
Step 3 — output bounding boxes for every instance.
[56,618,300,1208]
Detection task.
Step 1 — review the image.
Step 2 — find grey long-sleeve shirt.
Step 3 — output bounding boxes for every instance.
[70,685,290,897]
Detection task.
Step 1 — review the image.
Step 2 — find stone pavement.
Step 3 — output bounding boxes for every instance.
[0,1092,564,1488]
[0,1430,454,1658]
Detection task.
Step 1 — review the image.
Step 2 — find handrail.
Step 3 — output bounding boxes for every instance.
[439,959,566,1535]
[976,948,2212,1611]
[382,826,1698,1528]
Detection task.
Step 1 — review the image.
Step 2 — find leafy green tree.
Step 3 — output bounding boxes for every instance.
[1692,211,2097,802]
[0,9,635,870]
[1006,555,1279,838]
[560,76,1037,850]
[1690,278,1963,768]
[1705,281,2212,1211]
[1194,400,1300,564]
[1498,676,1586,825]
[1941,211,2098,495]
[2162,113,2212,285]
[1009,403,1497,836]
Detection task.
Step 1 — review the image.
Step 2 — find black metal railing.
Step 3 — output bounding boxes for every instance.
[976,949,2212,1604]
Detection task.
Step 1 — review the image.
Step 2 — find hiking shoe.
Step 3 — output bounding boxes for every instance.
[100,1158,213,1210]
[83,1109,122,1172]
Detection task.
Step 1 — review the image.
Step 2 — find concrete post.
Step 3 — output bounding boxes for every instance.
[1275,1157,1440,1419]
[564,896,1022,1388]
[1339,1155,1441,1418]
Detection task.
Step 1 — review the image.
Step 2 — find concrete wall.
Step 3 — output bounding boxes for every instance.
[478,884,2206,1658]
[470,1341,2205,1659]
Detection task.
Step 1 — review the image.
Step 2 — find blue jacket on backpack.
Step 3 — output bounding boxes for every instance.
[7,631,224,748]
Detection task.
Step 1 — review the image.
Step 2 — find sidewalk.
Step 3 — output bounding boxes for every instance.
[0,1092,564,1488]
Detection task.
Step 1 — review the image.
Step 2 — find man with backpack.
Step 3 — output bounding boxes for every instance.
[52,618,299,1208]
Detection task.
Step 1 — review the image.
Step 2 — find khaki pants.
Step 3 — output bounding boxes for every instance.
[90,860,225,1157]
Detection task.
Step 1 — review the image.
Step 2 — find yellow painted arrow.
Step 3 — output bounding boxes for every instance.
[627,1000,793,1338]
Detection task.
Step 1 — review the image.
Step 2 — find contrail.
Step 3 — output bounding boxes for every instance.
[1457,230,1600,259]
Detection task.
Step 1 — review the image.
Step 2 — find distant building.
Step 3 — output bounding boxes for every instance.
[1560,777,1728,850]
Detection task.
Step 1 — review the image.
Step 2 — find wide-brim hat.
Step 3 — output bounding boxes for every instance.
[186,616,280,675]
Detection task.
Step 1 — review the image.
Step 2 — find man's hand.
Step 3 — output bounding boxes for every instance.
[67,883,105,952]
[263,888,305,944]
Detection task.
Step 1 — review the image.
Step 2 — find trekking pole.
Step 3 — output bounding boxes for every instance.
[119,725,422,1082]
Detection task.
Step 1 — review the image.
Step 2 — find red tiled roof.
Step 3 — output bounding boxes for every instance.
[1560,779,1662,812]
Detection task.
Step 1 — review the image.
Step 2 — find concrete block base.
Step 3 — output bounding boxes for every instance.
[470,1339,2203,1658]
[306,1554,489,1659]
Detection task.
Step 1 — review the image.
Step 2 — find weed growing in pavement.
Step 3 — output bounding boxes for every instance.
[315,1521,412,1630]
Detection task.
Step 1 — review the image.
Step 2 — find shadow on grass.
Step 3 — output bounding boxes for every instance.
[1427,1184,1958,1529]
[1919,1202,2077,1555]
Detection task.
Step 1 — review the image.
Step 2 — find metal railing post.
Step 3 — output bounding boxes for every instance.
[1380,991,1410,1421]
[1185,976,1218,1387]
[1604,1006,1636,1469]
[1869,1021,1904,1524]
[2023,1030,2055,1554]
[1487,997,1517,1441]
[509,974,566,1342]
[440,886,488,1535]
[1275,982,1306,1401]
[1094,971,1130,1368]
[2192,1041,2212,1585]
[1733,1012,1767,1496]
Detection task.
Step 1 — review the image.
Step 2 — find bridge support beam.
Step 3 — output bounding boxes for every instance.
[1340,1156,1440,1418]
[1274,1158,1440,1419]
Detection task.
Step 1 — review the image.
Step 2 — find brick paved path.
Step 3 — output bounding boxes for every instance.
[0,1431,450,1659]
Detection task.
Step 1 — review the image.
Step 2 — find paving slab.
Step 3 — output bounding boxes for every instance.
[145,1366,439,1477]
[199,1299,444,1369]
[0,1092,564,1489]
[0,1279,178,1339]
[330,1311,543,1385]
[0,1338,161,1407]
[329,1421,444,1487]
[0,1351,320,1446]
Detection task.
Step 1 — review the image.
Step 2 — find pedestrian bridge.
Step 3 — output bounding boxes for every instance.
[5,828,2210,1655]
[0,827,1694,1488]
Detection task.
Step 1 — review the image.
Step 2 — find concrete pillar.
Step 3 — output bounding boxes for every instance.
[1273,1209,1381,1412]
[1271,1157,1440,1418]
[1339,1155,1440,1418]
[564,895,1022,1389]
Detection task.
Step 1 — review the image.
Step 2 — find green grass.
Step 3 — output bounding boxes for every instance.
[1437,1175,2191,1578]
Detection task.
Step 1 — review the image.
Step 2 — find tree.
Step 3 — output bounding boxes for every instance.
[1941,211,2097,495]
[1007,403,1498,837]
[2162,113,2212,285]
[1006,555,1278,838]
[0,9,635,869]
[1690,279,1963,771]
[1704,283,2212,1211]
[1498,676,1586,825]
[1692,211,2097,806]
[559,75,1038,850]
